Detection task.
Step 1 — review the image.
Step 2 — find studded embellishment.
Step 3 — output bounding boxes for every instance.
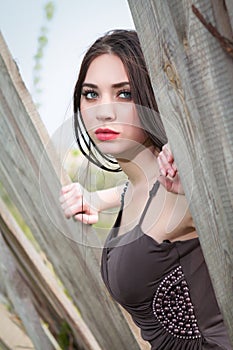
[120,181,129,205]
[152,266,201,339]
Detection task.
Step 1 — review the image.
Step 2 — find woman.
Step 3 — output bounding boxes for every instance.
[60,30,231,349]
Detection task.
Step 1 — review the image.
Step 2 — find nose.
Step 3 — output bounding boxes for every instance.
[96,102,116,122]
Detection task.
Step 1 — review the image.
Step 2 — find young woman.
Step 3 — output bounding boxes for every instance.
[60,30,231,349]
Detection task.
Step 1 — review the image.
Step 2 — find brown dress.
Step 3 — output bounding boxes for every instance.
[101,181,232,349]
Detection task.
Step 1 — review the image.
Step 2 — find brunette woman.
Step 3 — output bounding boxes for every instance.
[60,30,231,350]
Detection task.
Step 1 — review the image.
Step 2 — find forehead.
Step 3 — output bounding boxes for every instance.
[84,54,128,83]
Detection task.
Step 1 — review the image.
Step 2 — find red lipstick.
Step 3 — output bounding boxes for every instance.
[95,128,120,141]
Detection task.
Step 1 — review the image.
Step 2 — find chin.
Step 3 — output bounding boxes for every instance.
[97,143,122,156]
[96,138,146,160]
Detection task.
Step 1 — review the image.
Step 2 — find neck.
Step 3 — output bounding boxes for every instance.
[117,144,160,186]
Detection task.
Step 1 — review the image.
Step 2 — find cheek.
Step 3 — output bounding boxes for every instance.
[125,125,147,145]
[121,106,147,143]
[116,103,141,126]
[80,107,97,134]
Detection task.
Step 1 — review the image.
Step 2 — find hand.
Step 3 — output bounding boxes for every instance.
[157,144,184,195]
[59,183,99,224]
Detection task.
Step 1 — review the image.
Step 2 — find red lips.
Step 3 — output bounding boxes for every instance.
[95,128,120,141]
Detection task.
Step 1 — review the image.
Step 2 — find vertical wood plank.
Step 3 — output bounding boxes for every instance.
[0,232,54,350]
[128,0,233,343]
[225,0,233,30]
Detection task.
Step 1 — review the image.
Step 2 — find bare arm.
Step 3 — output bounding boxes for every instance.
[93,185,123,212]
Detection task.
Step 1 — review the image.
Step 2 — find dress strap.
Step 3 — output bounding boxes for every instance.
[108,181,129,239]
[120,181,129,208]
[138,180,160,227]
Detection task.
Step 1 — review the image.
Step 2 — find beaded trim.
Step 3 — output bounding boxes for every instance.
[120,181,129,206]
[152,266,201,340]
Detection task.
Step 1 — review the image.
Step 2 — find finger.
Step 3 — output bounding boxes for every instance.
[59,193,68,204]
[59,184,83,204]
[63,201,86,219]
[172,161,177,172]
[60,183,75,194]
[162,145,177,175]
[158,152,171,176]
[157,153,167,176]
[159,151,177,177]
[59,191,75,205]
[162,144,173,162]
[74,213,99,225]
[158,175,184,194]
[158,175,174,192]
[157,155,167,177]
[60,182,83,196]
[59,191,74,204]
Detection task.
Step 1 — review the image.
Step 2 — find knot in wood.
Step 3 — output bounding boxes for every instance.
[164,62,180,89]
[164,63,176,83]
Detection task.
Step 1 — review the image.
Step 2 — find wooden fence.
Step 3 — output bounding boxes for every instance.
[0,0,233,348]
[0,32,146,349]
[128,0,233,344]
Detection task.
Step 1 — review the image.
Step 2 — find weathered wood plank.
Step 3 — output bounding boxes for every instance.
[128,0,233,343]
[0,232,54,350]
[225,0,233,31]
[0,303,35,350]
[0,196,101,350]
[0,32,141,349]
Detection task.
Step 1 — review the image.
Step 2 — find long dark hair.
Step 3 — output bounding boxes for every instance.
[73,29,167,172]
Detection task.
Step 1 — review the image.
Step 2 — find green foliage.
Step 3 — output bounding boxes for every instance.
[32,1,56,107]
[57,321,74,350]
[45,1,55,20]
[65,149,126,192]
[38,35,48,47]
[71,149,81,157]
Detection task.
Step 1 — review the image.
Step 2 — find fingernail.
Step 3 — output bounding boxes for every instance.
[168,169,174,176]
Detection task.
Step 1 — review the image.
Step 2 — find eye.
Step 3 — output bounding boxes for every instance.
[118,90,132,100]
[81,89,98,100]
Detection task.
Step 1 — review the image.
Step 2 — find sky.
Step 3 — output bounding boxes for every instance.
[0,0,135,137]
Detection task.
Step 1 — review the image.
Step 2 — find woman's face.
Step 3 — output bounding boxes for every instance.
[80,53,148,159]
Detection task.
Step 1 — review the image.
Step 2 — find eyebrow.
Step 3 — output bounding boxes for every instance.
[82,82,130,89]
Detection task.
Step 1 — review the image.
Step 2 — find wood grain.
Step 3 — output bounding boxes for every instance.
[128,0,233,343]
[0,196,102,350]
